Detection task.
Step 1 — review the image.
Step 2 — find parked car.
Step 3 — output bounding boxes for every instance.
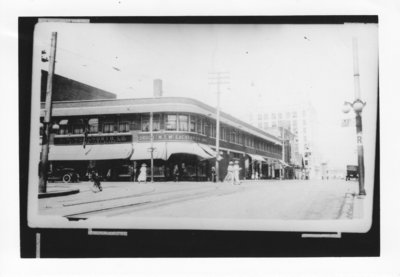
[48,167,80,183]
[346,165,358,181]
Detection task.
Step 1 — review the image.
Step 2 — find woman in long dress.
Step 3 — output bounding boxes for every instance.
[224,161,234,184]
[233,160,241,185]
[138,163,147,183]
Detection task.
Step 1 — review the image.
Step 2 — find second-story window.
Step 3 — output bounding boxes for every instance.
[152,114,161,131]
[141,115,150,132]
[166,114,177,131]
[210,123,216,138]
[190,115,196,132]
[178,115,188,131]
[103,122,115,133]
[72,123,84,134]
[119,121,130,133]
[88,118,99,133]
[230,130,235,143]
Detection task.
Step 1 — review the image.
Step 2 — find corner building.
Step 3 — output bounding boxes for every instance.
[41,97,283,182]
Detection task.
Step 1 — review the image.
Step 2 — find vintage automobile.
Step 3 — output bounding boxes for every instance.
[346,165,359,181]
[48,167,80,183]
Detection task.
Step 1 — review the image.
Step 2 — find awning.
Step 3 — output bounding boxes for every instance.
[49,143,133,161]
[130,142,214,161]
[167,142,214,160]
[279,160,290,167]
[130,142,168,161]
[198,144,223,161]
[247,153,266,162]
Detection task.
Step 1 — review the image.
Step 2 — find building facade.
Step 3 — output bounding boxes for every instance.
[40,70,117,102]
[41,97,285,182]
[248,101,319,179]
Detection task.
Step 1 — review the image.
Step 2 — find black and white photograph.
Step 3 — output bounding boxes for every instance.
[27,19,378,234]
[5,0,400,273]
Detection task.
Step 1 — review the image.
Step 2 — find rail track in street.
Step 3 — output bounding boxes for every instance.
[64,184,245,220]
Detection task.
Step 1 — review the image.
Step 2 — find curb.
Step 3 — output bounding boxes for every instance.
[38,189,80,199]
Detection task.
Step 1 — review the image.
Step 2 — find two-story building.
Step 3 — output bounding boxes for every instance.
[41,96,284,182]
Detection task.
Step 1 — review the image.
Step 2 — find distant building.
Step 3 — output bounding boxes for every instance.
[40,70,116,102]
[247,101,319,179]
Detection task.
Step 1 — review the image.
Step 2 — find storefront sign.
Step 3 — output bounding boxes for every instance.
[138,132,211,144]
[54,134,132,145]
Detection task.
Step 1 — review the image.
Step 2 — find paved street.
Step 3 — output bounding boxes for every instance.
[39,179,359,220]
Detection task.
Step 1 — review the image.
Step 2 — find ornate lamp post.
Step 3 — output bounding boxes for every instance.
[342,38,367,196]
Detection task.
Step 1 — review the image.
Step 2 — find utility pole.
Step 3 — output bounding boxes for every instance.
[281,127,285,180]
[208,71,229,182]
[150,112,154,183]
[39,32,57,193]
[352,38,366,196]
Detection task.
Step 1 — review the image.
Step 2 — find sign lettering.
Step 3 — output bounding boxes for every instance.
[54,134,132,145]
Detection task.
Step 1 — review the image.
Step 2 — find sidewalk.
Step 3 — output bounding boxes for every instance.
[38,183,80,199]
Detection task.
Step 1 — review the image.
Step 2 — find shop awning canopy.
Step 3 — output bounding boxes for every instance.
[247,153,266,162]
[198,144,223,161]
[279,160,290,167]
[130,142,214,161]
[130,142,168,160]
[49,143,133,161]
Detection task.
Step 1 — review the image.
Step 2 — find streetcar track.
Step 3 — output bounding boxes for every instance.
[62,185,217,207]
[64,185,242,220]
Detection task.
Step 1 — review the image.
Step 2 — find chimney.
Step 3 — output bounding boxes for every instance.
[153,79,163,98]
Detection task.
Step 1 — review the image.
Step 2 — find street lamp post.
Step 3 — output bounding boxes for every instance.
[342,38,366,196]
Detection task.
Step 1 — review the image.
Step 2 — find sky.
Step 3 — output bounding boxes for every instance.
[33,22,378,169]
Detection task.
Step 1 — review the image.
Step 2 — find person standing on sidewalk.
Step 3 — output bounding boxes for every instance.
[138,163,147,183]
[173,164,179,182]
[211,166,216,182]
[224,161,234,184]
[128,164,134,182]
[233,160,241,185]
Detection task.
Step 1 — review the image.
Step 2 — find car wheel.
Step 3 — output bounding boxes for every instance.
[62,173,72,183]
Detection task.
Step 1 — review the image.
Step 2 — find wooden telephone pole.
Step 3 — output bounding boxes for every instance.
[208,72,229,182]
[39,32,57,193]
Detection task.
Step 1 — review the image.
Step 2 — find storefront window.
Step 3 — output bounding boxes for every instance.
[141,115,150,132]
[178,115,188,131]
[190,115,196,132]
[166,114,177,131]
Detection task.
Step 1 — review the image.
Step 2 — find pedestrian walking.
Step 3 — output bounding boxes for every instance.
[138,163,147,183]
[91,168,102,192]
[211,166,216,182]
[173,164,179,182]
[224,161,234,184]
[128,164,134,182]
[233,160,241,185]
